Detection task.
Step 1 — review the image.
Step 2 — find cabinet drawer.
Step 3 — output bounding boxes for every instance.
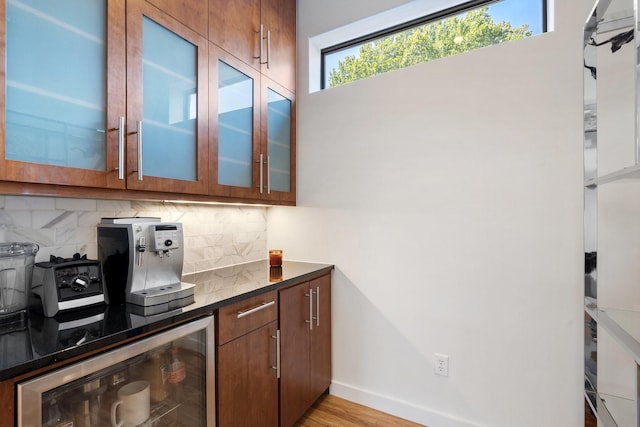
[217,291,278,345]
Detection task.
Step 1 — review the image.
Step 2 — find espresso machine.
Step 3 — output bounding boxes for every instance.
[97,218,194,310]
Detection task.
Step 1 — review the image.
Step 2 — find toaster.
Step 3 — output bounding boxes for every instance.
[30,254,108,317]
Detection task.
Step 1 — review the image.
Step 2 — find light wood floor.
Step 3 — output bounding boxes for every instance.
[294,394,426,427]
[297,396,596,427]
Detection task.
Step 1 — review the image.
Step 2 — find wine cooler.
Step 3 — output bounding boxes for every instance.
[16,315,215,427]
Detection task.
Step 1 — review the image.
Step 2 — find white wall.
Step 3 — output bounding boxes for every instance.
[267,1,590,426]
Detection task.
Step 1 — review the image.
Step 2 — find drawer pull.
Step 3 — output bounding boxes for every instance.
[237,300,276,318]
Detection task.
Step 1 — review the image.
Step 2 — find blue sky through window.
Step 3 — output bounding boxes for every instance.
[488,0,543,34]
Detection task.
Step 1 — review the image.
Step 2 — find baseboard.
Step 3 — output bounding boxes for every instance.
[329,381,486,427]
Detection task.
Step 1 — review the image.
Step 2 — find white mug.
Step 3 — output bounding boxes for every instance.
[111,380,150,427]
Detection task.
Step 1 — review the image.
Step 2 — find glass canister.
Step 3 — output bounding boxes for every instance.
[0,242,39,322]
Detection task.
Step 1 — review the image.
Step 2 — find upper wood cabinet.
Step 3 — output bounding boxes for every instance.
[261,77,296,204]
[126,0,209,195]
[145,0,208,37]
[0,0,295,203]
[209,44,262,200]
[0,0,210,195]
[209,45,296,203]
[209,0,296,91]
[0,0,127,189]
[208,0,260,69]
[260,0,296,91]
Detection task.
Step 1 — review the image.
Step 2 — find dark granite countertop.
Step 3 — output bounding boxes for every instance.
[0,260,333,382]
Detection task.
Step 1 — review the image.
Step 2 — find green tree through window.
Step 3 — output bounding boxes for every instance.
[327,7,533,88]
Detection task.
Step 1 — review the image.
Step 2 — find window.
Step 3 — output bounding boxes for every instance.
[320,0,548,89]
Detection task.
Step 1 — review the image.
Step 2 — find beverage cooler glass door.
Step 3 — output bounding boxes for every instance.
[16,315,215,427]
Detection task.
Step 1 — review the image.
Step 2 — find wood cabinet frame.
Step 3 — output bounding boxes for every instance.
[261,77,296,204]
[0,0,127,189]
[0,0,296,204]
[125,0,210,195]
[279,274,331,427]
[209,44,262,199]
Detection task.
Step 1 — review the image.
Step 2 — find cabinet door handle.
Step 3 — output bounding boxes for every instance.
[236,300,275,318]
[257,153,264,194]
[271,329,281,378]
[305,291,314,331]
[267,155,271,194]
[316,286,320,327]
[258,24,269,66]
[266,29,271,69]
[117,116,125,180]
[255,24,264,62]
[136,120,143,181]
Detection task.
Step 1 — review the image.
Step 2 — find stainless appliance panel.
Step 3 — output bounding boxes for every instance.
[17,315,215,427]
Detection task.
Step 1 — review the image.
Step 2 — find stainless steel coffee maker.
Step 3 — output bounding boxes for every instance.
[97,218,194,310]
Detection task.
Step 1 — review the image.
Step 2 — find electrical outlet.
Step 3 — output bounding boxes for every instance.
[434,353,449,377]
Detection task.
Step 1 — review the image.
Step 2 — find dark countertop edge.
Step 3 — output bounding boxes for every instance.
[0,305,216,382]
[0,262,334,382]
[204,264,335,307]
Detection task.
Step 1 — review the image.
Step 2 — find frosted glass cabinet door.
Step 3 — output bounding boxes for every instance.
[209,45,261,199]
[1,0,127,188]
[267,89,291,193]
[218,62,254,188]
[126,0,209,195]
[262,79,295,203]
[142,17,197,182]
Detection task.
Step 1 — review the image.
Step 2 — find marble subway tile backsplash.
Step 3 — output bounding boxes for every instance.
[0,195,267,274]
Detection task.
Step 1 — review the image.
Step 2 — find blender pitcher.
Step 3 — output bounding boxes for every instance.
[0,242,39,322]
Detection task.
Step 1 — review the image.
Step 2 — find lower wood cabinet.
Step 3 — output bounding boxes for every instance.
[0,269,332,427]
[216,290,279,426]
[216,273,332,427]
[279,274,332,427]
[217,320,279,426]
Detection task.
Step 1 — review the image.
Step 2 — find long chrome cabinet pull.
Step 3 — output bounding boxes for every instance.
[266,29,271,69]
[117,116,125,180]
[310,288,317,326]
[258,153,264,194]
[305,291,313,331]
[267,155,271,194]
[236,300,275,318]
[271,329,281,378]
[259,24,268,65]
[136,120,143,181]
[255,24,264,61]
[316,286,320,327]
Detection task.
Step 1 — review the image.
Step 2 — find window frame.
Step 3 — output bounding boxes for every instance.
[320,0,549,90]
